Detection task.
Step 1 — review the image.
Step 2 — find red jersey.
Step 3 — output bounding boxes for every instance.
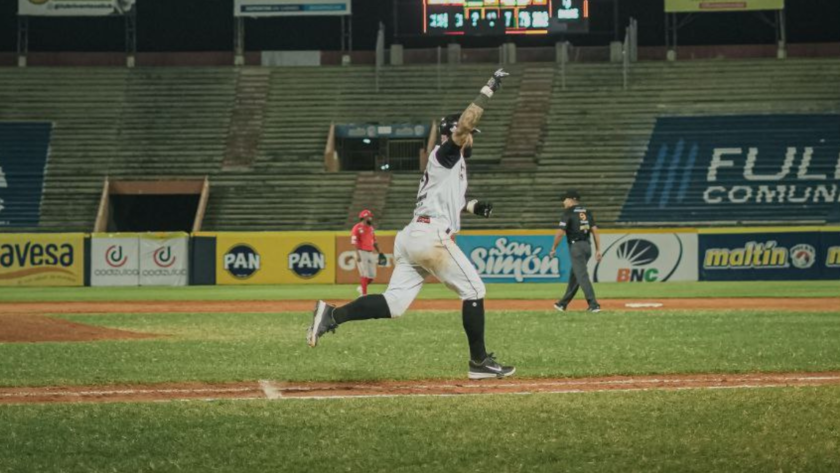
[351,222,376,251]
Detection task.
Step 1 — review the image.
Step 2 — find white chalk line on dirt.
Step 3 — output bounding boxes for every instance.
[257,382,838,401]
[259,380,283,399]
[272,375,840,393]
[3,375,839,403]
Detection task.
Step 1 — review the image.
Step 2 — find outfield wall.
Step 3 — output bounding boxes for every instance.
[1,227,837,286]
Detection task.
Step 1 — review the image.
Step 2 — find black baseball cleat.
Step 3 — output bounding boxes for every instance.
[468,353,516,380]
[553,301,567,312]
[587,305,601,313]
[307,300,338,348]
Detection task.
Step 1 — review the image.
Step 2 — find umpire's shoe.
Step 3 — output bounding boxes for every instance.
[468,353,516,380]
[307,300,338,348]
[553,301,566,312]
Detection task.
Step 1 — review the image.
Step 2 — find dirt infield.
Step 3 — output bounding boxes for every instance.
[1,297,837,316]
[2,372,839,404]
[0,314,158,343]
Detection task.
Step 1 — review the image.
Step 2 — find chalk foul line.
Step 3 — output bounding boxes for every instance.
[2,372,839,404]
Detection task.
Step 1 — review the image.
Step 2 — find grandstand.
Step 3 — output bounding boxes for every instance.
[1,58,839,232]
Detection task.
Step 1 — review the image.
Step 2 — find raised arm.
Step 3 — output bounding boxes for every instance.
[451,69,509,147]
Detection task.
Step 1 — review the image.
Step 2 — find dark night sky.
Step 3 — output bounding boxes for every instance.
[0,0,838,53]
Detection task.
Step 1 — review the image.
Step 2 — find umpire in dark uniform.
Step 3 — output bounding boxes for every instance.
[548,189,602,312]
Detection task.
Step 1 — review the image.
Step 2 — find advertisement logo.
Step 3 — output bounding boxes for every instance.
[0,242,76,280]
[224,244,260,279]
[289,244,325,279]
[704,240,789,270]
[594,235,683,283]
[620,115,840,224]
[789,244,816,269]
[338,251,392,271]
[153,246,176,268]
[106,245,128,268]
[468,237,559,283]
[828,246,840,268]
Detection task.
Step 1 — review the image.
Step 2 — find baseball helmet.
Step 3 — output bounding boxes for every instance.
[439,114,480,138]
[359,209,373,219]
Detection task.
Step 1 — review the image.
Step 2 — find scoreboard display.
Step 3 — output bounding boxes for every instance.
[423,0,589,36]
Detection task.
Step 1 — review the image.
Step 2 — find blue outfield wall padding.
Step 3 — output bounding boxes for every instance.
[190,236,216,285]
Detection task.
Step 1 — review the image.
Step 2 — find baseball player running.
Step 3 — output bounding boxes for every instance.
[308,69,515,380]
[351,209,383,296]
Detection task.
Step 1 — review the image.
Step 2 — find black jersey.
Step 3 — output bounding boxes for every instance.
[559,205,597,243]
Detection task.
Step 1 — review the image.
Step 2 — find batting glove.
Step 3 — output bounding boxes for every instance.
[481,69,509,97]
[467,200,493,218]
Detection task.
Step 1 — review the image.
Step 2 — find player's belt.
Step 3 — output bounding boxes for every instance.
[416,216,451,234]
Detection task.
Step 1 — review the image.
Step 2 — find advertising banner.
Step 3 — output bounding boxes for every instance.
[665,0,784,12]
[589,232,698,283]
[456,234,570,284]
[699,230,826,281]
[0,233,84,286]
[823,230,840,280]
[19,0,136,16]
[620,115,840,224]
[0,123,52,228]
[216,232,335,285]
[139,233,189,287]
[336,234,439,284]
[234,0,350,17]
[91,234,140,286]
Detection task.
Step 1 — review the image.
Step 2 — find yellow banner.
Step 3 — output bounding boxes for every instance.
[665,0,784,12]
[215,232,336,285]
[0,233,85,286]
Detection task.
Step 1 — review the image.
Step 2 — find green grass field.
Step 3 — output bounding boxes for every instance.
[2,281,839,472]
[2,280,839,302]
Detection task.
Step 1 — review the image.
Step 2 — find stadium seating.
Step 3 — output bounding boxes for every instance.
[1,58,838,232]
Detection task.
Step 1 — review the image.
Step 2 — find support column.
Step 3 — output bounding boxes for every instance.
[234,17,245,66]
[17,16,28,68]
[776,9,787,59]
[125,8,137,68]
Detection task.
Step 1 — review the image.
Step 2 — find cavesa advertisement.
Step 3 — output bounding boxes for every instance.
[456,235,571,283]
[216,232,335,284]
[699,230,838,281]
[0,233,84,286]
[589,232,698,283]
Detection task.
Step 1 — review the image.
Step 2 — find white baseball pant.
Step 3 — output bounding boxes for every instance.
[356,250,378,279]
[383,220,486,317]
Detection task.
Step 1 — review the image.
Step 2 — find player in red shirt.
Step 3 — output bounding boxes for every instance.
[351,209,382,296]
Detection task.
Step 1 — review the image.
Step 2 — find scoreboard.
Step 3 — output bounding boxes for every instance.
[423,0,589,36]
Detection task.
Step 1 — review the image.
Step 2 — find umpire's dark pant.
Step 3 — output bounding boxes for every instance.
[558,240,598,308]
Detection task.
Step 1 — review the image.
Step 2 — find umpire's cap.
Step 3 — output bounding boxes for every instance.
[561,189,581,200]
[439,113,480,138]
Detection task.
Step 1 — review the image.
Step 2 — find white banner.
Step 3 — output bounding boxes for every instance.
[91,235,140,286]
[589,233,699,283]
[19,0,136,17]
[234,0,350,17]
[140,234,189,287]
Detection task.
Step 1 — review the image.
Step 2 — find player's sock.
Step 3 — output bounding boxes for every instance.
[360,277,369,295]
[333,294,391,324]
[462,299,488,362]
